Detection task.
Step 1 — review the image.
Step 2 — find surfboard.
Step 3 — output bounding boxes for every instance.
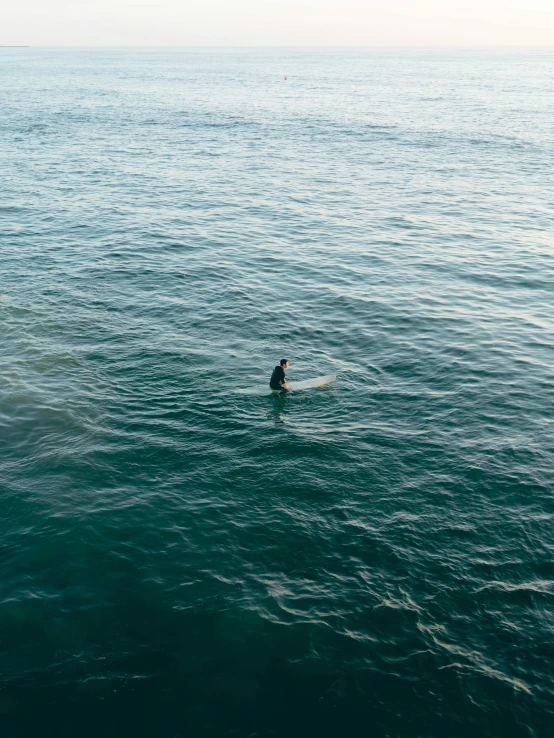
[238,374,336,395]
[287,374,336,391]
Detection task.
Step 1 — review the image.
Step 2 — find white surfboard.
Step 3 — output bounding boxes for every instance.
[238,374,337,395]
[287,374,336,391]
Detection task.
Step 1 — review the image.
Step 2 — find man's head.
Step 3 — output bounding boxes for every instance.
[280,358,289,369]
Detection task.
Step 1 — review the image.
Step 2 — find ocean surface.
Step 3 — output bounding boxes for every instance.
[1,47,553,737]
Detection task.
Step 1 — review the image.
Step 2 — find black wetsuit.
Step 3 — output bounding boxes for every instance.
[270,365,288,390]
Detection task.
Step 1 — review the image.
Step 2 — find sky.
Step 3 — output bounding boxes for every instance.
[3,0,554,46]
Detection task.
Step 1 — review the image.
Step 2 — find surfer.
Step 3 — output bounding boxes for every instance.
[270,359,292,392]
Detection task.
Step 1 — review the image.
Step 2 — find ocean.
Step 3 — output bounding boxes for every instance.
[1,47,553,737]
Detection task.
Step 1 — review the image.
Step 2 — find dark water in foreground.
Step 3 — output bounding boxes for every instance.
[1,47,554,737]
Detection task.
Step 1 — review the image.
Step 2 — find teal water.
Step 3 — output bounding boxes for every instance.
[1,47,554,737]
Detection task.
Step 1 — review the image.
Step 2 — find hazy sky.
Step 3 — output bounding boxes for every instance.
[3,0,554,46]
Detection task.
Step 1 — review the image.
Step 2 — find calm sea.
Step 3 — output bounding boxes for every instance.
[1,47,553,737]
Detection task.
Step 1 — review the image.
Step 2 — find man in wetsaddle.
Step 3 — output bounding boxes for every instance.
[269,358,292,393]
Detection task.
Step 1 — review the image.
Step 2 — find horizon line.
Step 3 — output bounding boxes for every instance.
[3,44,554,49]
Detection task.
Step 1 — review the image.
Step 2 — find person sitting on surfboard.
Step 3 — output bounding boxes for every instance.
[270,358,291,392]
